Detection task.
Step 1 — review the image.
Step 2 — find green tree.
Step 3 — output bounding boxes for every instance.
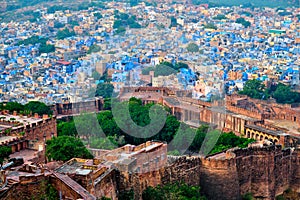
[103,98,112,110]
[69,20,79,27]
[39,43,55,53]
[47,5,67,14]
[90,135,124,150]
[0,146,12,167]
[189,125,209,153]
[17,36,54,54]
[18,35,47,46]
[33,180,59,200]
[142,66,155,75]
[57,121,78,137]
[87,44,101,54]
[129,0,138,6]
[204,23,217,30]
[119,13,129,20]
[57,28,75,39]
[46,136,93,162]
[113,20,124,29]
[238,79,267,100]
[74,113,102,145]
[92,71,102,80]
[3,102,24,113]
[272,83,300,104]
[97,110,122,137]
[24,101,52,116]
[115,26,126,34]
[187,43,199,53]
[174,62,189,70]
[209,132,255,155]
[95,83,114,98]
[213,14,227,20]
[129,22,142,28]
[142,182,206,200]
[154,64,177,77]
[169,16,177,28]
[170,124,196,155]
[242,193,254,200]
[94,12,103,19]
[235,17,251,28]
[157,115,180,143]
[100,197,112,200]
[119,189,134,200]
[100,71,111,82]
[54,21,64,29]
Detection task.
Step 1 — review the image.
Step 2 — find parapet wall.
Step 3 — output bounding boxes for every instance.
[118,146,300,200]
[226,94,300,125]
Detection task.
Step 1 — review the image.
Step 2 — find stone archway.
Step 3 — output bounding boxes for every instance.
[259,135,264,141]
[246,130,251,138]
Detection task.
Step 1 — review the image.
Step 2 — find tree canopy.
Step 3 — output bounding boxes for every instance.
[239,80,300,104]
[57,28,75,40]
[54,21,65,29]
[56,98,254,156]
[235,17,251,28]
[204,23,217,30]
[92,71,102,80]
[213,14,227,20]
[238,79,267,100]
[95,83,114,98]
[154,64,178,77]
[187,43,200,53]
[94,12,103,19]
[57,98,179,146]
[113,13,141,31]
[144,61,188,77]
[0,146,12,167]
[170,16,177,28]
[24,101,53,116]
[0,101,52,116]
[46,136,93,162]
[272,83,300,104]
[142,182,207,200]
[209,132,255,154]
[87,44,101,54]
[142,66,155,75]
[17,36,55,54]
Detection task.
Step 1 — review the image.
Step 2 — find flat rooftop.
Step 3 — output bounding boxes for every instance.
[232,114,259,122]
[0,136,19,144]
[9,149,38,164]
[55,158,100,176]
[119,92,161,102]
[245,124,283,136]
[265,119,300,137]
[0,114,44,124]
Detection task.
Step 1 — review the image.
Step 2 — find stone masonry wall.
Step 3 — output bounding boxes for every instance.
[0,175,52,200]
[118,147,300,200]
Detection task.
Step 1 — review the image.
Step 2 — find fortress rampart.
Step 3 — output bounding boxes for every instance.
[118,146,300,200]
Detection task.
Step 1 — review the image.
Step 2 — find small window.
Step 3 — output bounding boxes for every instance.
[294,117,296,122]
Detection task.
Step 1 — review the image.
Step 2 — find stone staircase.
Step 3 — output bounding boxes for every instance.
[0,179,18,198]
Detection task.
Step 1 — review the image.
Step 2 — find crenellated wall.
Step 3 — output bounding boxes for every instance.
[52,98,104,116]
[118,146,300,200]
[1,146,299,200]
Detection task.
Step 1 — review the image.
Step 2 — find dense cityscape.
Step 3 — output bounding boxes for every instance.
[0,0,299,199]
